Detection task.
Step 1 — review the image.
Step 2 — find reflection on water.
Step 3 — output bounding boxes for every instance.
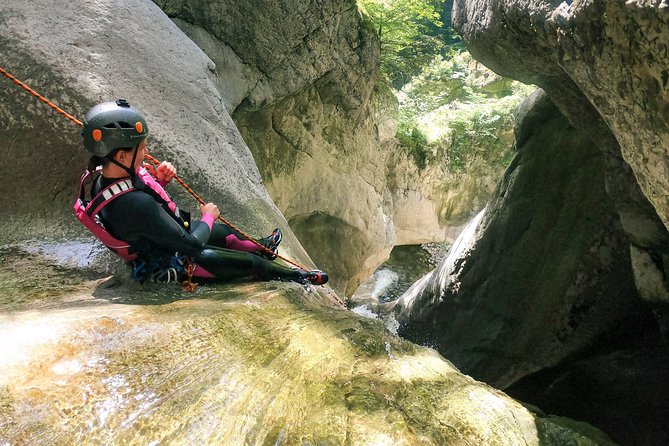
[20,239,108,269]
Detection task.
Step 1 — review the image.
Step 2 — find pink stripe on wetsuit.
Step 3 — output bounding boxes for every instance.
[199,213,258,252]
[223,234,259,252]
[137,167,179,214]
[200,213,216,230]
[138,167,259,278]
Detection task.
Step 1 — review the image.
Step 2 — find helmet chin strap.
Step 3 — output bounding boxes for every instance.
[109,145,140,178]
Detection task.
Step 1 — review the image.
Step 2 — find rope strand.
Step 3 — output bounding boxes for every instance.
[0,67,83,126]
[144,154,310,271]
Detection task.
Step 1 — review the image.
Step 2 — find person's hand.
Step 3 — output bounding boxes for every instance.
[156,161,176,183]
[200,203,220,219]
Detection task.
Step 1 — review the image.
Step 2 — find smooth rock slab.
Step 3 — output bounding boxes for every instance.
[0,253,613,445]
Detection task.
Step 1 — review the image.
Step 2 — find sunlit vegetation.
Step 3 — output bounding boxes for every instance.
[357,0,461,89]
[397,51,536,171]
[358,0,535,173]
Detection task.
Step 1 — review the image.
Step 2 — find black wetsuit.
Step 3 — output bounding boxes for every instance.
[93,175,302,282]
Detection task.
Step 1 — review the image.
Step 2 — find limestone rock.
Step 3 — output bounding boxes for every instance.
[234,83,398,297]
[387,143,509,247]
[451,0,669,314]
[392,92,650,389]
[0,250,615,445]
[0,0,314,266]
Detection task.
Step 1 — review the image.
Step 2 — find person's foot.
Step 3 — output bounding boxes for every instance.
[257,228,282,260]
[303,269,328,285]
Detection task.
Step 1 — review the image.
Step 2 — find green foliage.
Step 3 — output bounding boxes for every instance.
[445,107,508,172]
[358,0,452,89]
[396,122,429,169]
[396,51,536,172]
[358,1,534,174]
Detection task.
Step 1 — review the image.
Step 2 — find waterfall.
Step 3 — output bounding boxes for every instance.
[397,207,487,310]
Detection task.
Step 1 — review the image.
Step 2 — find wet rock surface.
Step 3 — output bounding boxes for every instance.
[0,250,614,445]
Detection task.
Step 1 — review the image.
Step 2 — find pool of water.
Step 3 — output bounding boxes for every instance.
[351,243,449,308]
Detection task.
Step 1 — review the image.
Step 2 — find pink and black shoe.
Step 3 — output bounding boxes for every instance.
[257,228,282,261]
[303,269,328,285]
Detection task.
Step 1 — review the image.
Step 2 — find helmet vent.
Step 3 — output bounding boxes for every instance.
[103,123,117,129]
[117,121,133,129]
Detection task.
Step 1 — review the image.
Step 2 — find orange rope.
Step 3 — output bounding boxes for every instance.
[0,65,316,275]
[0,67,83,126]
[144,154,310,271]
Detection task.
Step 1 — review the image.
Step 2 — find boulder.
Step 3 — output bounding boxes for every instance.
[0,0,314,267]
[451,0,669,324]
[0,249,615,445]
[392,91,652,389]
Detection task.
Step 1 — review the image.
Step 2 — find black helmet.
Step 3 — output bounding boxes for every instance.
[82,99,148,157]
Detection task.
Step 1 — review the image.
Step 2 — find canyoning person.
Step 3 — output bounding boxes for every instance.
[77,99,327,286]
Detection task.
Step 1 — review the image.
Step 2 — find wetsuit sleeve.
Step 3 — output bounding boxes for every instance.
[106,191,211,256]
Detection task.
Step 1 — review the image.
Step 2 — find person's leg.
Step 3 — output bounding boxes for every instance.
[193,222,281,259]
[192,247,314,282]
[201,221,252,249]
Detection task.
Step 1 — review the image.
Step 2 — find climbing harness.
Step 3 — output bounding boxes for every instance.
[0,66,313,273]
[74,169,138,261]
[131,253,196,291]
[75,168,198,291]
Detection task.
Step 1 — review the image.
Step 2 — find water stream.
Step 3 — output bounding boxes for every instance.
[350,243,449,319]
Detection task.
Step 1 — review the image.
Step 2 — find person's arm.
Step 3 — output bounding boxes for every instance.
[108,192,215,256]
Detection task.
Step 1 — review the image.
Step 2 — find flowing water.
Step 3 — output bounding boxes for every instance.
[350,244,449,321]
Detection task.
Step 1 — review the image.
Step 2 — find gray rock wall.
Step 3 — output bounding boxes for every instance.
[393,92,649,388]
[451,0,669,312]
[234,84,396,297]
[152,0,397,296]
[154,0,372,113]
[0,0,314,266]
